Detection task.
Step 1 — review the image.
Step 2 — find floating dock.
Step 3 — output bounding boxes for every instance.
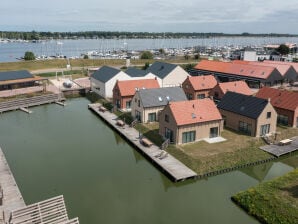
[88,103,197,182]
[0,147,25,222]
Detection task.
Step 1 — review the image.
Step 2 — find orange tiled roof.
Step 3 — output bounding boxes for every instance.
[233,60,291,77]
[187,75,217,91]
[116,79,160,97]
[256,87,298,111]
[169,99,222,126]
[218,80,253,95]
[195,60,276,79]
[262,60,298,73]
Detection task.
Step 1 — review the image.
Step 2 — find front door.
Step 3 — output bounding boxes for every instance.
[210,127,218,138]
[165,127,173,143]
[135,110,141,122]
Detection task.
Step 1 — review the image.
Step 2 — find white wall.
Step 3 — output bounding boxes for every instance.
[243,51,257,61]
[162,66,189,87]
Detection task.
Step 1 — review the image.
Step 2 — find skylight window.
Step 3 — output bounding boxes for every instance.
[158,97,163,102]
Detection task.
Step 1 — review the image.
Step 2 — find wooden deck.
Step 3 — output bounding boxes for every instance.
[260,136,298,157]
[88,103,197,182]
[0,94,65,113]
[0,147,25,222]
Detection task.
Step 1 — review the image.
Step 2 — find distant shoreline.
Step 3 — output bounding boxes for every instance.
[1,31,298,41]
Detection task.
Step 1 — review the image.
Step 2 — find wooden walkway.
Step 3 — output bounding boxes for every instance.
[0,94,66,113]
[88,103,197,182]
[260,136,298,157]
[0,147,25,223]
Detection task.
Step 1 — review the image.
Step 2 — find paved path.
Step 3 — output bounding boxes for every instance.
[0,147,25,222]
[88,103,197,182]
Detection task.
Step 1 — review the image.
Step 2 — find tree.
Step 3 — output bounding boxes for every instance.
[276,44,290,55]
[83,54,89,59]
[140,51,153,59]
[159,48,165,54]
[142,62,150,70]
[24,51,35,60]
[194,53,200,60]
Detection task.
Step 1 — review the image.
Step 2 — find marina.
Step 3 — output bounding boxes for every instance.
[0,98,296,224]
[88,103,197,182]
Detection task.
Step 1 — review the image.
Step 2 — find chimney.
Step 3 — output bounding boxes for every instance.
[268,97,271,102]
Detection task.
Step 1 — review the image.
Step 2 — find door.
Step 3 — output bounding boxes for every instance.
[260,124,270,136]
[209,127,218,138]
[135,110,141,122]
[126,100,131,109]
[165,127,173,143]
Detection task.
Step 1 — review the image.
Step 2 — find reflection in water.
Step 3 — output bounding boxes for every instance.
[131,149,145,163]
[281,154,298,169]
[113,132,126,145]
[240,163,273,183]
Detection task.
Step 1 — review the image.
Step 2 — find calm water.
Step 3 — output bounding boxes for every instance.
[1,37,298,62]
[0,98,296,224]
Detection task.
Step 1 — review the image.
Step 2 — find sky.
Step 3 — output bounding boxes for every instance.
[1,0,298,33]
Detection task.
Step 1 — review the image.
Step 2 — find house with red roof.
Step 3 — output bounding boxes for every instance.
[182,75,217,100]
[192,60,283,88]
[113,79,160,111]
[159,99,223,144]
[210,80,253,101]
[233,60,297,83]
[256,87,298,127]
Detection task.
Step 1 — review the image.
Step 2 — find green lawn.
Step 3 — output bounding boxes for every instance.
[0,58,198,72]
[232,169,298,224]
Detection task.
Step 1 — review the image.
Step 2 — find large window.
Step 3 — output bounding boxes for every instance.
[260,124,270,136]
[278,115,289,126]
[266,112,271,119]
[148,112,156,122]
[182,131,196,143]
[239,121,252,135]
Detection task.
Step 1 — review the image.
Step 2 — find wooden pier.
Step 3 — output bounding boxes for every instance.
[0,147,25,222]
[260,136,298,157]
[88,103,197,182]
[0,94,65,114]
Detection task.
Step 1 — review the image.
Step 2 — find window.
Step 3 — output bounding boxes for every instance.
[135,98,137,103]
[116,100,121,108]
[186,93,193,100]
[138,100,140,107]
[266,112,271,119]
[126,100,131,109]
[148,112,156,122]
[182,131,196,143]
[165,114,169,122]
[278,115,288,126]
[239,121,252,135]
[214,91,219,99]
[197,94,205,99]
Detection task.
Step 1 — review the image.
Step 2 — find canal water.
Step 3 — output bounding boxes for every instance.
[0,98,296,224]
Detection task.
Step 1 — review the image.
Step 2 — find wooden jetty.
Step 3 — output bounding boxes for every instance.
[88,103,197,182]
[260,136,298,157]
[0,147,25,222]
[19,107,32,114]
[0,94,65,114]
[9,195,79,224]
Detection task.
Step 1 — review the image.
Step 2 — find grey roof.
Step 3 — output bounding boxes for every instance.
[91,66,121,83]
[0,70,33,82]
[126,67,149,77]
[146,61,178,79]
[217,92,269,119]
[138,87,187,108]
